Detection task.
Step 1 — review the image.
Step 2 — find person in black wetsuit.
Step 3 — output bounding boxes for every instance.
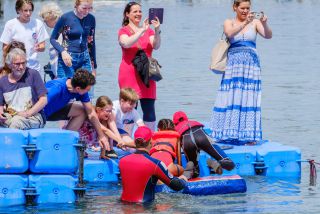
[173,111,235,178]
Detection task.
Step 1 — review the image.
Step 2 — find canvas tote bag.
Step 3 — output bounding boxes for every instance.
[210,33,230,74]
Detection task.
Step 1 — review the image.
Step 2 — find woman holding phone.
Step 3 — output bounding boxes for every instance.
[210,0,272,145]
[118,2,161,131]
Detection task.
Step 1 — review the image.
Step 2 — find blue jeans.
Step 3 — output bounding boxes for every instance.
[57,50,92,78]
[57,50,94,98]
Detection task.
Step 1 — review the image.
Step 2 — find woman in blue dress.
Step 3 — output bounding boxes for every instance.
[210,0,272,145]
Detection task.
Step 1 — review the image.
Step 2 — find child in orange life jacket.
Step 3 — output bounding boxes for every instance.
[150,119,186,177]
[173,111,235,178]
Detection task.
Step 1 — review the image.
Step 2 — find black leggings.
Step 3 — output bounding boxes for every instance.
[181,126,235,171]
[139,98,156,122]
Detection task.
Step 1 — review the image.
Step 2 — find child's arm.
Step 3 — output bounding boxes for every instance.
[133,109,144,127]
[100,124,123,145]
[108,113,135,148]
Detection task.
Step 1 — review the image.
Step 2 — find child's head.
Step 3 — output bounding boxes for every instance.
[119,88,139,113]
[134,126,153,149]
[95,96,113,121]
[157,119,175,131]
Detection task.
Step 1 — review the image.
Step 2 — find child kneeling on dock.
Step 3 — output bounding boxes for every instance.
[173,111,235,178]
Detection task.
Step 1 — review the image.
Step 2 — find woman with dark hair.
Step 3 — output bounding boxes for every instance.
[0,0,49,72]
[118,2,161,131]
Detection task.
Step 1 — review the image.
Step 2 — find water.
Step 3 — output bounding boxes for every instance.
[0,0,320,213]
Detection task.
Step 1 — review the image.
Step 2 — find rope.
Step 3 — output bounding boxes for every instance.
[308,159,318,186]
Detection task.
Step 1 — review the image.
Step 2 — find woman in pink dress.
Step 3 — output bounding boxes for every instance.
[118,2,161,131]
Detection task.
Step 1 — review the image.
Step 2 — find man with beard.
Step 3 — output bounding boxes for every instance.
[0,48,47,129]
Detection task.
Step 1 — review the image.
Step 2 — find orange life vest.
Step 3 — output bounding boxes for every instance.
[150,130,180,159]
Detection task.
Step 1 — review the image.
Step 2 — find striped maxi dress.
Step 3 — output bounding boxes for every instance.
[210,24,262,145]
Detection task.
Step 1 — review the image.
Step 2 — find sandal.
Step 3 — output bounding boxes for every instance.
[105,150,118,159]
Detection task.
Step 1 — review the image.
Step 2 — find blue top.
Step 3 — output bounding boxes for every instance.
[229,23,257,45]
[44,78,90,118]
[50,11,97,68]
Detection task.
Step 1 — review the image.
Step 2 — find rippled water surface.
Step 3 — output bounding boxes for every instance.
[0,0,320,213]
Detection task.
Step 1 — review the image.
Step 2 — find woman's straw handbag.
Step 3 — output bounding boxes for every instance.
[210,33,230,74]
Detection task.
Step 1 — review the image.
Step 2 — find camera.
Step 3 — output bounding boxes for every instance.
[43,62,56,81]
[251,11,264,19]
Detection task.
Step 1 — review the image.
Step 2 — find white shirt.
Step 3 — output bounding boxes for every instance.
[0,18,49,71]
[112,100,143,135]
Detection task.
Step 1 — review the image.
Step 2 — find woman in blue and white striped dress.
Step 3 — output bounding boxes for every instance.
[210,0,272,145]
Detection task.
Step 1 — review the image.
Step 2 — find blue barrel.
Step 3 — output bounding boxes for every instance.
[156,175,247,195]
[28,129,79,173]
[28,174,78,204]
[0,128,28,173]
[0,174,28,207]
[84,159,120,182]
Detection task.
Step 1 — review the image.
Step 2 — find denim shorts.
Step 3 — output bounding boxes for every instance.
[57,50,94,98]
[57,50,92,78]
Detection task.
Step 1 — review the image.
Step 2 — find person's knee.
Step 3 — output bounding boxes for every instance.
[69,103,86,119]
[8,116,27,130]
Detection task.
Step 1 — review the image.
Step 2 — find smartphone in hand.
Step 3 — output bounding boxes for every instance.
[149,8,164,24]
[251,11,264,19]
